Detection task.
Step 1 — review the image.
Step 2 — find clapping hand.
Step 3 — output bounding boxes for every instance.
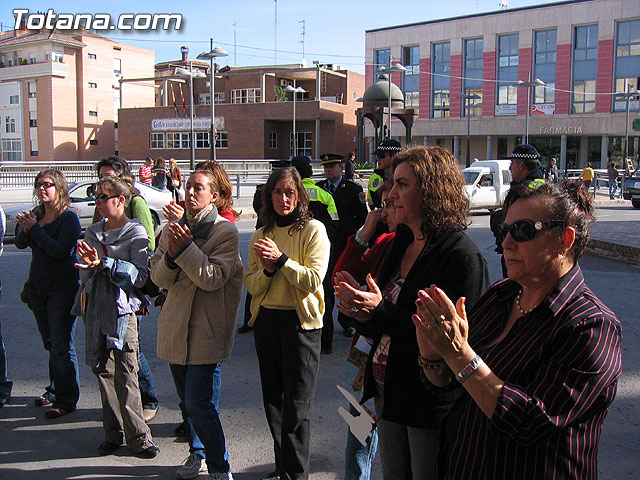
[167,222,193,258]
[16,210,37,231]
[163,202,184,222]
[253,237,282,273]
[75,241,102,269]
[334,272,382,323]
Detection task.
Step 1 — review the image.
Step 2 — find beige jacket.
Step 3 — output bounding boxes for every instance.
[151,209,243,365]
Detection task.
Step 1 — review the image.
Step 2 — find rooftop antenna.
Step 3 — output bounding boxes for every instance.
[274,0,278,64]
[233,20,237,65]
[499,0,509,9]
[299,20,306,63]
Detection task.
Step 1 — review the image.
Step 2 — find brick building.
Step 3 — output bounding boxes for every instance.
[0,25,154,162]
[117,49,365,161]
[365,0,640,170]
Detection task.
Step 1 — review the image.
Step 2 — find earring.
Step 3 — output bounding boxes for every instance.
[560,256,564,269]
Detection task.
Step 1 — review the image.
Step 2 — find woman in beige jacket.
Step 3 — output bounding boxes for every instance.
[150,170,243,480]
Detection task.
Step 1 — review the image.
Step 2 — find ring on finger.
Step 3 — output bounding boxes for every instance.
[350,306,359,313]
[436,314,446,324]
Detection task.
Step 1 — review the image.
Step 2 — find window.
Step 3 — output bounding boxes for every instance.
[1,139,22,161]
[269,131,277,149]
[30,138,38,157]
[290,132,312,157]
[432,42,450,118]
[28,54,36,64]
[88,53,97,59]
[613,19,640,112]
[463,38,484,117]
[89,139,98,145]
[88,82,97,88]
[150,132,165,149]
[572,25,598,114]
[402,45,419,108]
[199,93,211,105]
[533,29,557,104]
[196,132,210,148]
[113,58,121,76]
[374,49,391,81]
[52,51,63,62]
[89,110,98,117]
[216,131,228,149]
[5,116,16,133]
[214,92,225,104]
[29,118,37,127]
[9,95,19,104]
[28,81,36,98]
[230,88,261,103]
[497,34,519,106]
[166,132,190,148]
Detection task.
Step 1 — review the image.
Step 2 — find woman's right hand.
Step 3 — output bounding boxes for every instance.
[16,210,37,232]
[75,241,101,269]
[358,208,382,244]
[163,202,184,222]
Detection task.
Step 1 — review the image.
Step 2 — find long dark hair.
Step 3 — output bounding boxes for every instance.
[260,167,310,234]
[32,169,70,220]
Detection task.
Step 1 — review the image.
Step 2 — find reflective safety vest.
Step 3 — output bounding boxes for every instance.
[302,177,339,222]
[367,170,385,209]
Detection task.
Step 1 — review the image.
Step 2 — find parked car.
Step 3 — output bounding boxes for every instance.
[462,160,512,211]
[622,168,640,209]
[4,180,171,237]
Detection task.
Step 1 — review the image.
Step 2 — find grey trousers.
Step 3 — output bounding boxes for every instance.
[96,314,154,451]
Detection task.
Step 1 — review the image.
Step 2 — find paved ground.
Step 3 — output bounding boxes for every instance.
[0,183,638,479]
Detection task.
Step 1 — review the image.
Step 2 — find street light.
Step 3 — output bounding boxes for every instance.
[457,91,482,167]
[516,73,545,144]
[284,82,306,157]
[176,64,206,169]
[197,40,228,161]
[621,84,640,162]
[376,63,407,138]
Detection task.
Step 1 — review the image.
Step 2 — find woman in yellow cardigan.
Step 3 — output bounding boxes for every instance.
[245,167,330,480]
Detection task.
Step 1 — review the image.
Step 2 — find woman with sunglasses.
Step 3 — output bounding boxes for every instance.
[335,146,489,480]
[75,175,158,458]
[413,181,622,480]
[15,169,81,418]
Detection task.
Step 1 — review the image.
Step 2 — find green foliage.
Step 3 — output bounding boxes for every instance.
[274,85,287,102]
[355,161,375,170]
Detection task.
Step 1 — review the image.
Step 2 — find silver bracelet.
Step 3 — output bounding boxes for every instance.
[354,231,368,247]
[455,355,484,384]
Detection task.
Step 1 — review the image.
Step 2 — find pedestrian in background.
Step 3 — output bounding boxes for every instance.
[139,157,153,185]
[0,204,12,408]
[344,151,358,180]
[245,167,330,480]
[545,157,559,183]
[168,158,183,202]
[15,169,81,418]
[608,162,619,199]
[152,157,170,191]
[579,162,595,192]
[75,175,159,458]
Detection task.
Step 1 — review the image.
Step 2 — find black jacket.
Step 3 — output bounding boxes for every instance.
[355,225,489,429]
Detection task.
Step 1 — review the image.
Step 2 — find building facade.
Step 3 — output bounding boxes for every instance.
[0,25,154,162]
[365,0,640,170]
[117,51,365,162]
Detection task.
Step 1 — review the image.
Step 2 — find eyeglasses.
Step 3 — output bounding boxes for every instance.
[499,219,565,243]
[95,193,119,204]
[35,181,55,190]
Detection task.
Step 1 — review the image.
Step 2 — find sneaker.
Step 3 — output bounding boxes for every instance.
[34,395,53,407]
[208,473,233,480]
[177,453,207,479]
[262,472,280,480]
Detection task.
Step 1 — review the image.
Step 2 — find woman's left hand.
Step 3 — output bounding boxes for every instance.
[75,241,101,269]
[16,210,37,231]
[334,273,382,323]
[413,285,471,360]
[163,202,184,222]
[253,237,282,272]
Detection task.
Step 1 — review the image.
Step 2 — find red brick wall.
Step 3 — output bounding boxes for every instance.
[517,47,532,116]
[596,38,614,113]
[365,64,375,87]
[483,51,496,117]
[555,43,572,115]
[419,57,431,119]
[450,54,463,118]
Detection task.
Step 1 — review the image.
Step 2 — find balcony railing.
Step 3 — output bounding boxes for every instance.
[0,60,67,80]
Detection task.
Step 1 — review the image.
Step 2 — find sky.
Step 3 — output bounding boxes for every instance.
[1,0,561,73]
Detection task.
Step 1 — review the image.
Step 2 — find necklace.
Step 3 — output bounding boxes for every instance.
[515,289,536,315]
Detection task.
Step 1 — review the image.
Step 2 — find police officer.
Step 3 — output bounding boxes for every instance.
[490,144,546,277]
[368,139,401,210]
[318,154,368,346]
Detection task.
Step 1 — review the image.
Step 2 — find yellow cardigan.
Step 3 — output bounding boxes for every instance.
[245,219,330,330]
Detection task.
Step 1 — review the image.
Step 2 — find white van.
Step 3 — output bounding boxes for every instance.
[462,160,513,211]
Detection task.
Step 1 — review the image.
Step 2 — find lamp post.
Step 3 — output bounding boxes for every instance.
[197,40,228,161]
[517,73,545,144]
[176,63,206,169]
[284,81,306,157]
[457,91,481,167]
[376,63,407,138]
[622,84,640,162]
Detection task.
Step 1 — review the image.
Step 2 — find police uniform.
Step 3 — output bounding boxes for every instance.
[367,169,386,210]
[301,177,339,241]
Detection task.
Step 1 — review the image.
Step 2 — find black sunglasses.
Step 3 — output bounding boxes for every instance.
[499,219,565,242]
[95,193,120,204]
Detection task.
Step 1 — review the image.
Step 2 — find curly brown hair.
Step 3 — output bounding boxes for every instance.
[32,169,71,220]
[195,161,240,220]
[392,146,468,235]
[260,167,311,235]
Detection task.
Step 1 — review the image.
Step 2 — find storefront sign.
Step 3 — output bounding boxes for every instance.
[531,104,555,115]
[151,116,225,131]
[539,126,583,135]
[495,104,517,116]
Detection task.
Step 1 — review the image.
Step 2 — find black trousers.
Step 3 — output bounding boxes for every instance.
[254,308,321,480]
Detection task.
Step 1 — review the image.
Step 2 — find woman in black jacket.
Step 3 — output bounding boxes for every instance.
[335,146,489,480]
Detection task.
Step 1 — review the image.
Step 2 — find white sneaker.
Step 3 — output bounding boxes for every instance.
[176,453,207,479]
[208,473,233,480]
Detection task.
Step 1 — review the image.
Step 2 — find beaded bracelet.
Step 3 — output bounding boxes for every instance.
[417,355,446,370]
[354,233,368,247]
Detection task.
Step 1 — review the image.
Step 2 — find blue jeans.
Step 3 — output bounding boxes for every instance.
[28,282,79,411]
[609,178,618,197]
[170,363,230,473]
[0,283,13,400]
[136,320,159,410]
[344,404,378,480]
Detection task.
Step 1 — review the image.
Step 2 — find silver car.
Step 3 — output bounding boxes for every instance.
[4,180,171,237]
